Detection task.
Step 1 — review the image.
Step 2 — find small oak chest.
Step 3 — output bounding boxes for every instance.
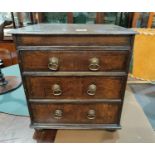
[11,24,135,142]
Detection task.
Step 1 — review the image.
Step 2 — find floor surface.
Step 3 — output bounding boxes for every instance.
[130,84,155,129]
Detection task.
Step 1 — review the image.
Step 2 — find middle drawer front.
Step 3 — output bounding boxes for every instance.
[25,76,125,99]
[21,50,129,72]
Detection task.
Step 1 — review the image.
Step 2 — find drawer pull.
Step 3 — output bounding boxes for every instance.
[53,109,63,119]
[87,84,96,96]
[52,84,62,96]
[48,57,59,71]
[87,109,96,120]
[89,57,100,71]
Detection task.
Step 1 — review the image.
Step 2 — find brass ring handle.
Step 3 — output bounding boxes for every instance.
[87,109,96,120]
[53,109,63,119]
[52,84,62,96]
[89,58,100,71]
[87,84,96,96]
[48,57,59,71]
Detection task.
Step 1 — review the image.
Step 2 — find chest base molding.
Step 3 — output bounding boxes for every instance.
[31,123,121,130]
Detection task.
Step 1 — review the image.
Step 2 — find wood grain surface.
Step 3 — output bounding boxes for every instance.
[30,102,121,124]
[16,35,131,46]
[25,76,125,99]
[11,24,135,142]
[21,50,129,72]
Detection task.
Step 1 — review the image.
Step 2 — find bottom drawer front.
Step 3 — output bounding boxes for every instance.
[30,103,121,124]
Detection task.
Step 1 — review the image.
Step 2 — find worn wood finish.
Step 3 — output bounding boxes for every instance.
[11,24,136,142]
[21,50,129,72]
[33,129,57,143]
[0,41,17,66]
[0,49,13,67]
[10,24,136,35]
[30,102,121,124]
[67,13,73,23]
[29,99,122,104]
[17,46,131,51]
[25,76,125,99]
[16,35,131,46]
[96,13,104,24]
[31,123,121,130]
[147,12,155,28]
[22,71,127,77]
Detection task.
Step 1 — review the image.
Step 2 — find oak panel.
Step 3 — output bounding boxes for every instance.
[16,35,131,46]
[25,76,125,99]
[30,102,121,124]
[21,50,129,72]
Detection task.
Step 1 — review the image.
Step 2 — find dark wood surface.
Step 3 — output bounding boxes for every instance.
[17,46,131,51]
[31,123,121,130]
[0,49,13,67]
[16,35,131,46]
[0,41,17,66]
[21,50,129,72]
[25,76,125,99]
[12,24,135,142]
[96,13,104,24]
[33,129,57,143]
[67,13,73,23]
[22,71,127,77]
[30,102,121,124]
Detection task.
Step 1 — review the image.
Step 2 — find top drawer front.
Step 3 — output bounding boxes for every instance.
[16,35,131,46]
[21,50,129,72]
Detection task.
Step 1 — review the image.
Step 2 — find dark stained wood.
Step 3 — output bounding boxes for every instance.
[17,45,131,51]
[11,24,135,142]
[67,12,73,23]
[0,41,16,51]
[30,102,121,124]
[29,99,122,104]
[96,13,104,24]
[132,13,141,28]
[33,129,57,143]
[0,49,12,67]
[31,123,121,130]
[147,12,155,28]
[0,41,17,66]
[21,50,129,72]
[25,76,125,99]
[16,35,131,46]
[17,48,35,125]
[22,71,127,77]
